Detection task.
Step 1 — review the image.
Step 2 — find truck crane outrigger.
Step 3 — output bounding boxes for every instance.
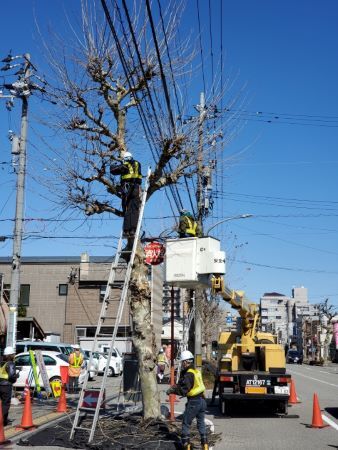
[211,275,291,415]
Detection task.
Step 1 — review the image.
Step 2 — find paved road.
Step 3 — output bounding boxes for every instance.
[8,365,338,449]
[209,363,338,449]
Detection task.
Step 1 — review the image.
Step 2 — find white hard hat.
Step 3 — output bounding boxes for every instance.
[4,346,15,356]
[73,344,80,350]
[123,151,133,161]
[180,350,194,362]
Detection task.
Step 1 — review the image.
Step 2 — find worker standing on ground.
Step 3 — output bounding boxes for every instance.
[68,345,84,394]
[0,346,19,426]
[156,349,168,384]
[178,210,202,238]
[166,350,208,450]
[110,152,142,245]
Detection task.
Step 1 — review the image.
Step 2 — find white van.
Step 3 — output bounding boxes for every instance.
[15,341,74,356]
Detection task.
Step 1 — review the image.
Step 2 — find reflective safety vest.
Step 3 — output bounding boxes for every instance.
[121,161,142,181]
[185,217,197,237]
[0,363,8,380]
[186,368,205,397]
[157,354,166,364]
[68,353,83,378]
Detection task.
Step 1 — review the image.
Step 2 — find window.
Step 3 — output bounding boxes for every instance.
[43,355,57,366]
[3,284,30,305]
[58,284,68,296]
[76,328,87,338]
[99,285,106,302]
[15,355,31,366]
[276,316,282,320]
[20,284,30,306]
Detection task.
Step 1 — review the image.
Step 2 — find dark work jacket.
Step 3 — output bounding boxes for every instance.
[0,360,18,385]
[172,365,202,398]
[110,160,142,185]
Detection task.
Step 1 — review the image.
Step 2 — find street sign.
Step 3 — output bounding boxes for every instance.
[82,389,105,409]
[144,242,165,265]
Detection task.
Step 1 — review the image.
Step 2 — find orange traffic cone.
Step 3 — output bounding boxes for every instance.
[16,389,36,430]
[0,400,11,445]
[310,393,329,428]
[56,385,68,413]
[288,379,301,404]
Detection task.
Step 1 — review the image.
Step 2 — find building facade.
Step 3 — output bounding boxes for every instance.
[0,253,163,351]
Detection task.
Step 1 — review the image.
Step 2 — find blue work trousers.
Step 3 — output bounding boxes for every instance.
[182,395,207,445]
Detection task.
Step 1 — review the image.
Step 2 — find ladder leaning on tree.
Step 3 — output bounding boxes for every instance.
[70,167,151,443]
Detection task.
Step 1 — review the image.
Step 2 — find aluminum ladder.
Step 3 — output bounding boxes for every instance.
[70,167,151,443]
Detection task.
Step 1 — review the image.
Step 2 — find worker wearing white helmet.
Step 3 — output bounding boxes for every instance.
[110,150,142,255]
[166,350,208,450]
[68,344,84,394]
[0,346,19,426]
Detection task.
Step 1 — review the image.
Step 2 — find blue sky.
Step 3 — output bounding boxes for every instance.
[1,0,338,305]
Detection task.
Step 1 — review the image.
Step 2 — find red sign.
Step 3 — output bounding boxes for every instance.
[82,389,105,409]
[144,242,165,265]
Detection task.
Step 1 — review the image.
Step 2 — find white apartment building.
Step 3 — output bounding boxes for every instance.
[260,287,317,347]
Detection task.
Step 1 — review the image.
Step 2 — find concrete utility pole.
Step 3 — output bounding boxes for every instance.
[0,54,31,349]
[196,92,207,226]
[194,92,207,370]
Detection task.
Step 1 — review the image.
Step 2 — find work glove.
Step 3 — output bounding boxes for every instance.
[166,386,175,395]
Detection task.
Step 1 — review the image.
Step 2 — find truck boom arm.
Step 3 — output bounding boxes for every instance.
[211,276,260,342]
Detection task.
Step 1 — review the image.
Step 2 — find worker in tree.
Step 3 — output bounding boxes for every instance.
[68,344,84,394]
[178,210,202,238]
[0,346,19,426]
[166,350,208,450]
[110,152,142,245]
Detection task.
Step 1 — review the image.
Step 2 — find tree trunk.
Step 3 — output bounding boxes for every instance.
[129,243,161,419]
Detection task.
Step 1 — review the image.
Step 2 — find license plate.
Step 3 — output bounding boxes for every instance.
[246,379,266,386]
[274,386,289,395]
[245,386,267,394]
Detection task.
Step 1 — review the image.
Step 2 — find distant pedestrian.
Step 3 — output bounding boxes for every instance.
[0,346,19,426]
[68,345,84,394]
[166,350,208,450]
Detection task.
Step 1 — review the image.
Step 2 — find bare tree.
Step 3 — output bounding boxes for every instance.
[35,0,243,418]
[317,298,337,361]
[198,292,225,360]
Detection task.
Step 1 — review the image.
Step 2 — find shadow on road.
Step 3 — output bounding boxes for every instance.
[206,400,299,419]
[325,407,338,420]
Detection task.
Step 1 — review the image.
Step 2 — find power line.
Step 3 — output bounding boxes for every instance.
[229,257,338,275]
[100,0,182,217]
[196,0,206,93]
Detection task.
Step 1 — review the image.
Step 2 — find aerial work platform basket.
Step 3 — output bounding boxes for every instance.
[165,237,226,288]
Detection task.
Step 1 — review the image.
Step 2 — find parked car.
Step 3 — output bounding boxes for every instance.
[14,350,88,389]
[286,349,303,364]
[16,341,74,356]
[96,347,123,377]
[82,351,99,380]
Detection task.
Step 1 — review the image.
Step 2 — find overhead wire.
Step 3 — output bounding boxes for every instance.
[196,0,206,93]
[100,0,182,221]
[155,0,196,216]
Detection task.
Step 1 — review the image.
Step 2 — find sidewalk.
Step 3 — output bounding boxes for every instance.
[3,392,79,442]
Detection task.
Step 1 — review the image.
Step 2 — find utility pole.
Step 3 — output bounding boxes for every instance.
[194,92,207,370]
[0,53,32,349]
[196,92,207,226]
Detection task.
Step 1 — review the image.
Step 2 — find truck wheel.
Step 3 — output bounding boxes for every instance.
[220,398,231,416]
[106,366,115,377]
[278,400,288,415]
